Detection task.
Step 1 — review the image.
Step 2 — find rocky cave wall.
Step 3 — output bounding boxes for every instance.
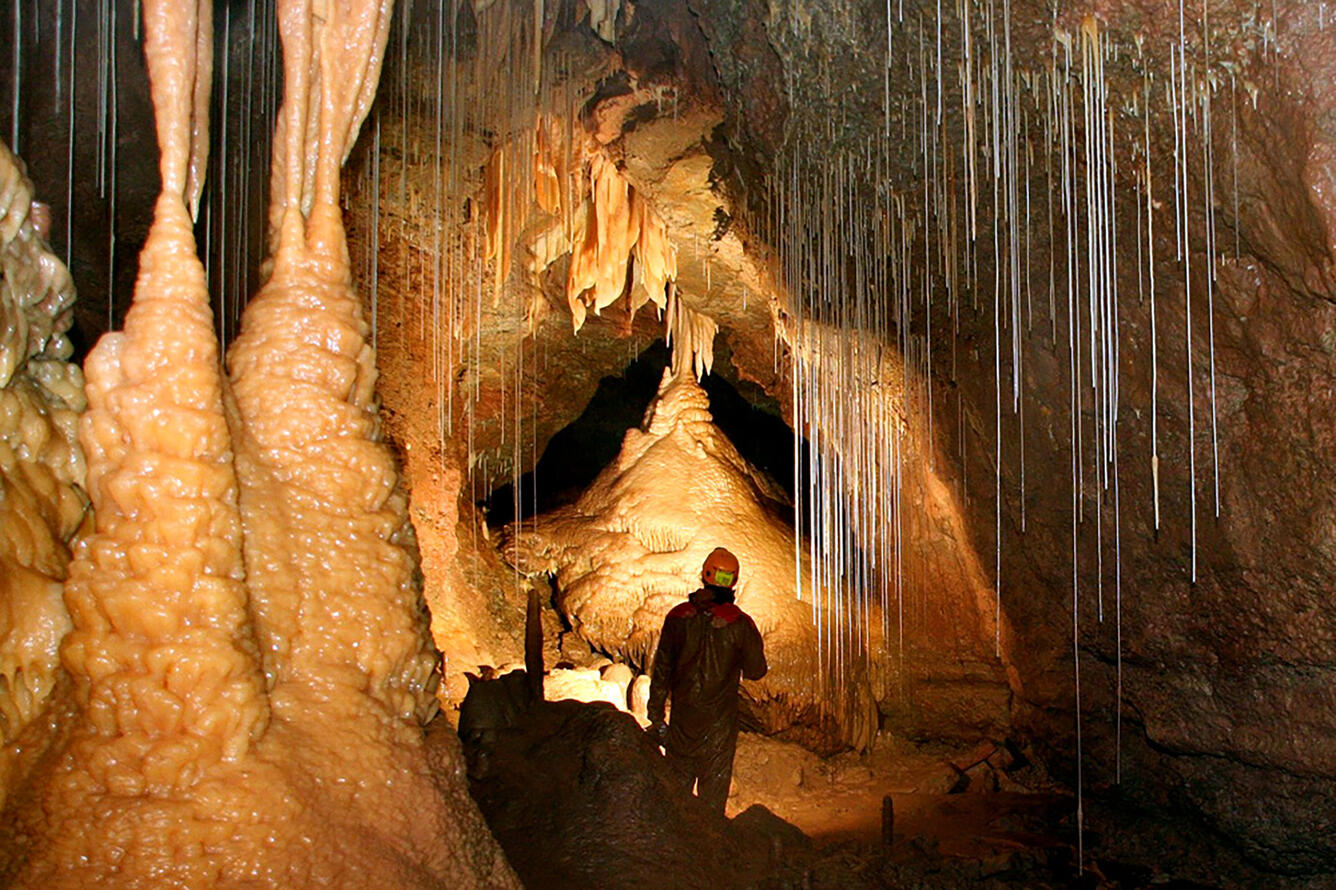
[908,1,1336,872]
[733,0,1336,872]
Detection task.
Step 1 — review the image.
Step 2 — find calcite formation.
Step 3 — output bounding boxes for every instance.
[0,140,85,800]
[486,114,680,333]
[0,0,518,886]
[504,368,879,750]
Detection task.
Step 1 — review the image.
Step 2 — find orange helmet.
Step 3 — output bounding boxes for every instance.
[701,547,740,588]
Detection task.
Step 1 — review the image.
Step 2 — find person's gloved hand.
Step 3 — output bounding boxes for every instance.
[647,721,667,746]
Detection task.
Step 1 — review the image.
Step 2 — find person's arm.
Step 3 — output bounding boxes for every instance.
[740,614,768,681]
[647,617,681,725]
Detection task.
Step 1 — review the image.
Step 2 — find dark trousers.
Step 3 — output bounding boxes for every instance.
[664,734,736,815]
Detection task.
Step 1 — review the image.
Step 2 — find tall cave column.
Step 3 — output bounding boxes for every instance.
[2,0,520,885]
[59,0,267,796]
[4,0,274,879]
[225,0,437,726]
[214,1,517,885]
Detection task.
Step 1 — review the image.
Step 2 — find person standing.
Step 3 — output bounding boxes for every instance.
[647,547,768,814]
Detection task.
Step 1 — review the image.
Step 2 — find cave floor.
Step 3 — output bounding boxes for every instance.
[727,732,1082,886]
[729,732,1070,853]
[721,733,1308,889]
[456,695,1317,888]
[756,788,1068,857]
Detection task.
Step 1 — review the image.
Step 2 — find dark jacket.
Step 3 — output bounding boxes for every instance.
[647,586,768,760]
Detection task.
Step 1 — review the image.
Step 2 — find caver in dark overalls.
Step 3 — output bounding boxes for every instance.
[648,547,767,814]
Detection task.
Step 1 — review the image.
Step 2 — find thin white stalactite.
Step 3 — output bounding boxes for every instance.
[371,110,380,351]
[1201,48,1220,521]
[64,0,77,266]
[1231,73,1240,259]
[10,1,19,152]
[1114,414,1123,785]
[1147,71,1161,531]
[55,0,62,112]
[219,2,230,346]
[1176,32,1199,585]
[1081,20,1105,623]
[96,0,106,193]
[107,0,118,331]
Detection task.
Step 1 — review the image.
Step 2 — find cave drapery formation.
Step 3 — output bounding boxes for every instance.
[2,0,1336,885]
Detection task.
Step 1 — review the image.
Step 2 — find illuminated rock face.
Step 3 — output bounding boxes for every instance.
[505,369,880,750]
[0,140,85,803]
[0,1,517,885]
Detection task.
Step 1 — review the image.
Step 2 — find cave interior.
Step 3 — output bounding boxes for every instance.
[1,0,1335,887]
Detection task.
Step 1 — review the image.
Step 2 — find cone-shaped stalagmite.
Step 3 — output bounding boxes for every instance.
[1,1,519,885]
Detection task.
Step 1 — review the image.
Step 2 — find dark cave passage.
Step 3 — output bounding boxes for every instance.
[484,338,804,526]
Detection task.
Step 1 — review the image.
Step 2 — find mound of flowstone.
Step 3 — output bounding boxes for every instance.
[504,370,878,750]
[0,140,84,788]
[465,698,807,889]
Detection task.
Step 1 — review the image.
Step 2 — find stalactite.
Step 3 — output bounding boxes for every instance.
[1145,58,1162,531]
[758,4,1260,856]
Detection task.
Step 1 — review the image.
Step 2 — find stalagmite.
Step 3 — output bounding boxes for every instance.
[502,367,879,751]
[0,0,519,885]
[229,0,438,717]
[5,0,271,878]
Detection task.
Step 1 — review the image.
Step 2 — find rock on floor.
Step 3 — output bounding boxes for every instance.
[466,699,803,889]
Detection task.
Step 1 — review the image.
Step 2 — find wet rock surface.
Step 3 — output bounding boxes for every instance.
[932,9,1336,871]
